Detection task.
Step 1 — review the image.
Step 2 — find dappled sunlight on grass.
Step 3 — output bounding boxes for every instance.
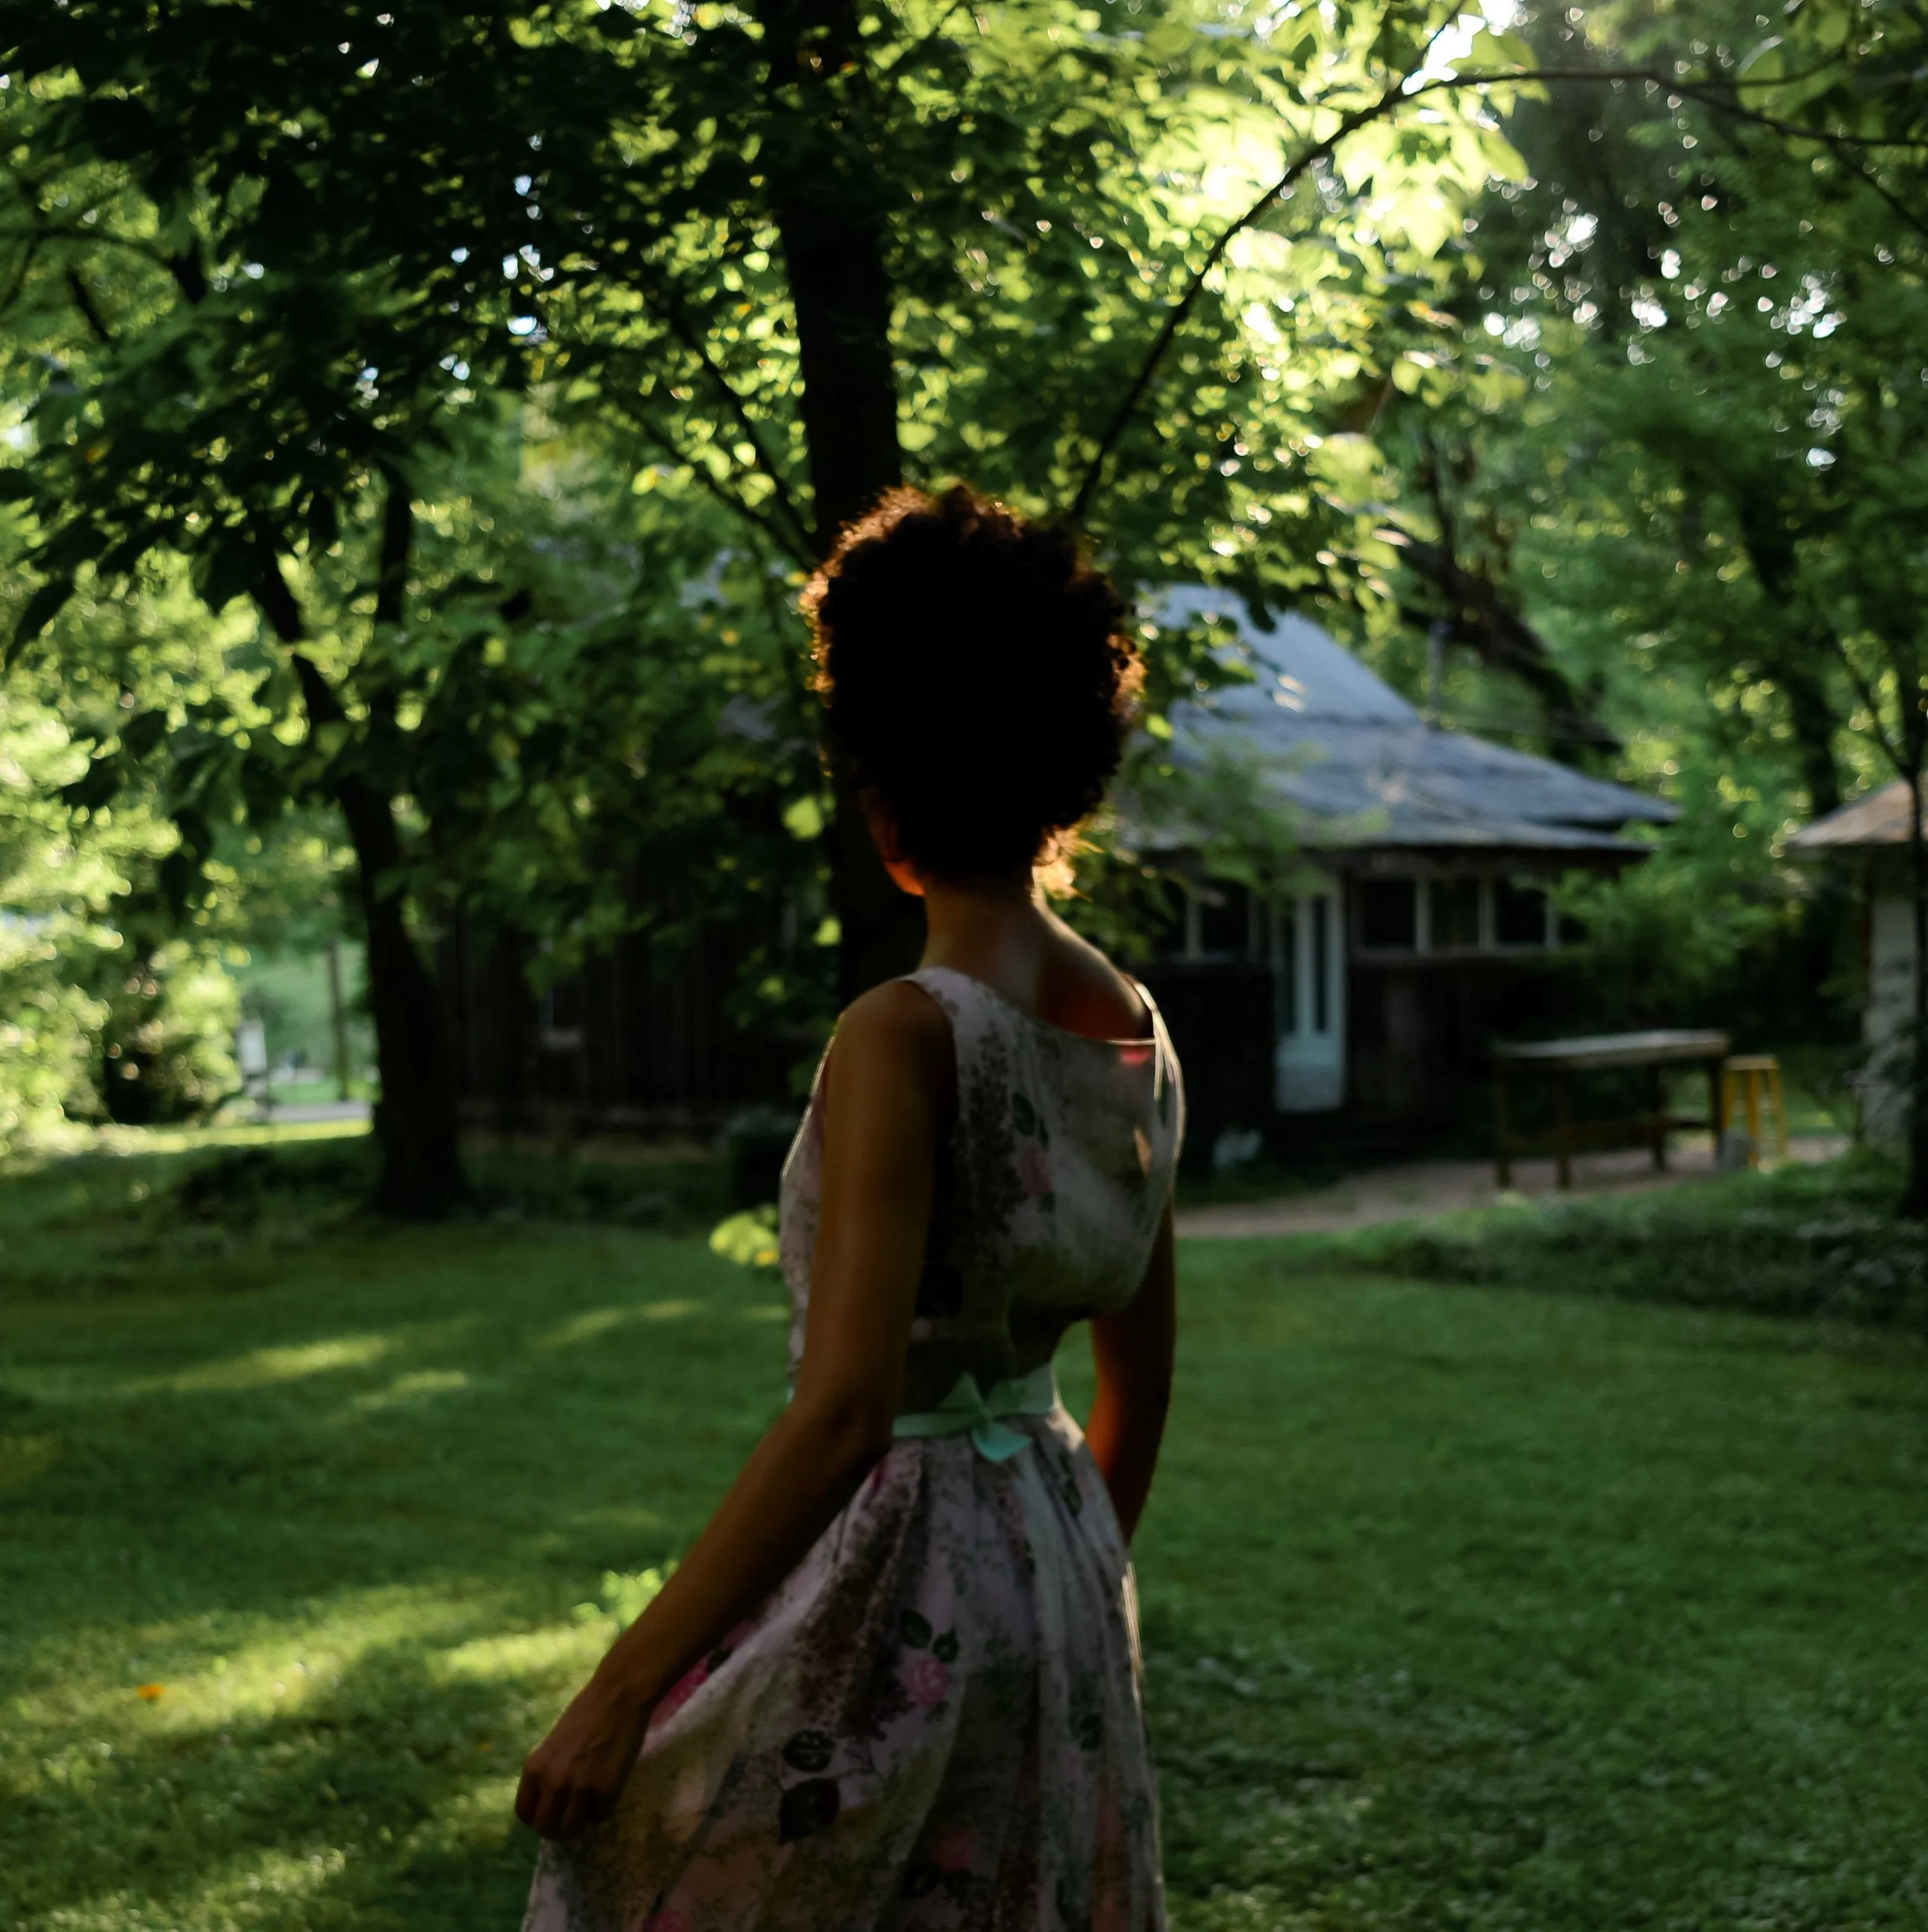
[0,1116,371,1179]
[3,1172,1925,1929]
[352,1369,474,1412]
[5,1573,624,1928]
[1,1209,780,1929]
[539,1298,701,1351]
[434,1622,607,1689]
[15,1584,508,1739]
[157,1333,396,1393]
[540,1306,631,1349]
[49,1843,352,1932]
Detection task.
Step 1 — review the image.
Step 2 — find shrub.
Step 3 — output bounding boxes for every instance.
[1341,1153,1928,1333]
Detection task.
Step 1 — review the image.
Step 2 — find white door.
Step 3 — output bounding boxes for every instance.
[1273,879,1347,1113]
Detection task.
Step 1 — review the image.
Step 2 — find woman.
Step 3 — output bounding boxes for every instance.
[517,484,1185,1930]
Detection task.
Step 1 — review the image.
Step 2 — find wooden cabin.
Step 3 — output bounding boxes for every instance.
[440,590,1673,1161]
[1132,591,1674,1163]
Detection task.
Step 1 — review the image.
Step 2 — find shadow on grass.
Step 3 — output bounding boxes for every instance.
[0,1197,785,1927]
[6,1151,1928,1930]
[13,1617,545,1925]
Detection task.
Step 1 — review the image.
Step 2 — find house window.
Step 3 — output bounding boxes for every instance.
[1353,872,1562,957]
[1494,878,1553,948]
[1429,877,1483,951]
[1358,878,1418,951]
[1195,882,1249,959]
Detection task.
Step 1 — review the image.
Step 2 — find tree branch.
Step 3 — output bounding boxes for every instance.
[626,293,816,560]
[252,542,349,735]
[374,472,412,630]
[1830,640,1905,778]
[614,388,819,569]
[64,264,110,342]
[0,235,40,323]
[1066,60,1928,525]
[1380,513,1621,755]
[1065,75,1412,525]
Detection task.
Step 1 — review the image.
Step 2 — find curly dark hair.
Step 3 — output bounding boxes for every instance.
[804,484,1142,882]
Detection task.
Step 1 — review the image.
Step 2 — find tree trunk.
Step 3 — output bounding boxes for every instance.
[760,0,924,1002]
[331,763,469,1216]
[325,934,352,1102]
[1903,757,1928,1218]
[1776,649,1854,1037]
[1731,494,1857,1053]
[1777,654,1844,823]
[255,523,467,1217]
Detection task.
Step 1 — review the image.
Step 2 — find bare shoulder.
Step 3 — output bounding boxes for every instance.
[830,978,954,1086]
[1041,918,1152,1040]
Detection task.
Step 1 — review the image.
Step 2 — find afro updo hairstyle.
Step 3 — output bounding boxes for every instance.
[804,484,1143,884]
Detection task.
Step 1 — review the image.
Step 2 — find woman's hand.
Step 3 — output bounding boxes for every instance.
[514,1673,654,1839]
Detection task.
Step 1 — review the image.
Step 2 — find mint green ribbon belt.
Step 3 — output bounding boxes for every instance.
[891,1362,1059,1462]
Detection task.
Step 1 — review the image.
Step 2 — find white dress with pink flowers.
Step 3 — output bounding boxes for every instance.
[522,966,1185,1931]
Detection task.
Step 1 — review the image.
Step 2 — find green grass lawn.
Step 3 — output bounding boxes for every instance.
[3,1153,1925,1930]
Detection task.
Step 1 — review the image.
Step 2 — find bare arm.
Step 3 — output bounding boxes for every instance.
[1084,1198,1176,1545]
[514,981,952,1839]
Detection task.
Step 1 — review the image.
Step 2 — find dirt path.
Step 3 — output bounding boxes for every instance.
[1175,1134,1849,1239]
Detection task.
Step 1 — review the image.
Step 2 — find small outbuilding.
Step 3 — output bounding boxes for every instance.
[1788,780,1920,1142]
[1132,590,1676,1159]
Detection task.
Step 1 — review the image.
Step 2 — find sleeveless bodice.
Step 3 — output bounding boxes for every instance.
[777,965,1186,1414]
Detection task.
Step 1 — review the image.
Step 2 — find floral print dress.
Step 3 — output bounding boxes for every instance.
[523,965,1185,1932]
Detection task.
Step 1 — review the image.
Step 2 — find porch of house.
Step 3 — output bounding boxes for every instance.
[1139,860,1594,1168]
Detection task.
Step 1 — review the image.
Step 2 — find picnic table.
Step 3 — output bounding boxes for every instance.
[1492,1029,1731,1189]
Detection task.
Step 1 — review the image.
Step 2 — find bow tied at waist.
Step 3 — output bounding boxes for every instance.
[890,1363,1059,1462]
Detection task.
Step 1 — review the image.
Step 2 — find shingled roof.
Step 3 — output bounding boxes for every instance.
[1788,780,1920,850]
[1144,588,1674,853]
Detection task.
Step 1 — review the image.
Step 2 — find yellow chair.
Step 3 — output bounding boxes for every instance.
[1721,1054,1790,1166]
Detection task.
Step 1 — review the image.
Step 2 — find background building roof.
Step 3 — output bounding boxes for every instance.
[1146,587,1675,854]
[1788,779,1918,850]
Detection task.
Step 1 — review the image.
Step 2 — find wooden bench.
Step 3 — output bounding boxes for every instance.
[1492,1030,1731,1189]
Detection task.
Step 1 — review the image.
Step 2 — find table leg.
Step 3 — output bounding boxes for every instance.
[1555,1070,1572,1190]
[1647,1062,1667,1171]
[1494,1069,1512,1189]
[1709,1057,1726,1154]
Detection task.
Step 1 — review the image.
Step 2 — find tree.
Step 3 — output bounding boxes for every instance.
[2,0,1550,1207]
[35,0,1875,1205]
[0,581,252,1146]
[1335,0,1927,1190]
